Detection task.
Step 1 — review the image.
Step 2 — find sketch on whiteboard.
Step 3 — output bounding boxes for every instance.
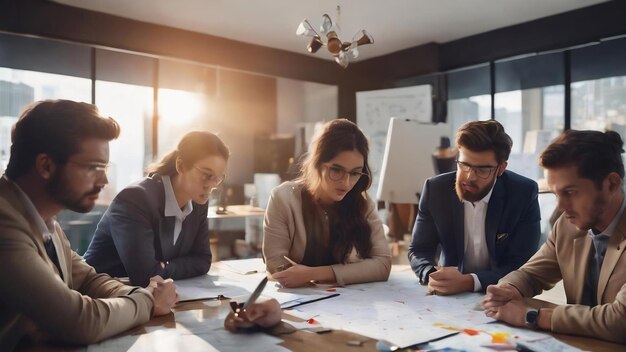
[356,85,433,200]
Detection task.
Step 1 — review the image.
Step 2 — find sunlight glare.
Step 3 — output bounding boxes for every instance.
[158,88,207,126]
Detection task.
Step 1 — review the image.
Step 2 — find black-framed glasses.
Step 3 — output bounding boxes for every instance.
[195,166,225,185]
[67,160,109,177]
[456,160,498,179]
[323,163,369,183]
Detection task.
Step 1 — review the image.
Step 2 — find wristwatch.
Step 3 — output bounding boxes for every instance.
[525,308,540,329]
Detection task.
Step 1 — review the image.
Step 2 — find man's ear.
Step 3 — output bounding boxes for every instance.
[607,172,622,192]
[497,161,509,177]
[35,154,56,180]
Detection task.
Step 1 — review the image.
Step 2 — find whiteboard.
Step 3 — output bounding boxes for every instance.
[377,118,449,204]
[356,85,433,200]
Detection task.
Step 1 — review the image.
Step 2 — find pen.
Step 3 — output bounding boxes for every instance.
[283,256,298,266]
[243,276,268,309]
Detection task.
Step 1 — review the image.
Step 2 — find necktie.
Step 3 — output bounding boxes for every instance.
[44,237,64,280]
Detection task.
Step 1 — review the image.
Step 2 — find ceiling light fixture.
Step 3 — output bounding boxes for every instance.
[296,6,373,68]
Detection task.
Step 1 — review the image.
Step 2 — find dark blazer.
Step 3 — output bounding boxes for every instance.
[408,170,541,289]
[84,174,212,286]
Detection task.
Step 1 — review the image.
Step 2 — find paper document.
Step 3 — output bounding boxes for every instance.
[175,274,250,302]
[219,258,266,275]
[280,293,340,309]
[87,328,219,352]
[175,310,289,352]
[285,269,493,348]
[517,337,583,352]
[259,281,341,308]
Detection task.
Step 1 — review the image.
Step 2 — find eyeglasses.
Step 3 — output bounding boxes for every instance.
[323,163,368,183]
[195,166,225,185]
[456,160,498,179]
[67,160,109,177]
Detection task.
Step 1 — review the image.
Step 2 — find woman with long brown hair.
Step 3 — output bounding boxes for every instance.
[263,119,391,287]
[84,131,229,286]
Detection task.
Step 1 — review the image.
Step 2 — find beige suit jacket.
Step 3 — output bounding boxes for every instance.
[263,181,391,286]
[0,178,154,350]
[500,210,626,343]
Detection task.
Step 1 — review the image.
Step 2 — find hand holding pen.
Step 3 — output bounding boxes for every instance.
[224,299,282,332]
[224,277,282,332]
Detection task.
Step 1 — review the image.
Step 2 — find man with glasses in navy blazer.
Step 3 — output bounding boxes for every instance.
[408,120,541,295]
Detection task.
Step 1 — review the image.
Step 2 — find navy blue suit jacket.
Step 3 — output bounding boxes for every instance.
[408,170,541,289]
[84,174,212,286]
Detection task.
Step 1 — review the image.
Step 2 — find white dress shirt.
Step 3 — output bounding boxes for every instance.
[463,180,496,292]
[162,175,193,245]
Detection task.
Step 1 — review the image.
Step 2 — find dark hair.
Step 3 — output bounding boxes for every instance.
[540,130,625,188]
[6,99,120,179]
[297,118,373,263]
[147,131,229,176]
[455,120,512,164]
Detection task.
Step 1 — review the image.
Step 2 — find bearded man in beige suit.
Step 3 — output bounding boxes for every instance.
[0,100,178,350]
[482,130,626,343]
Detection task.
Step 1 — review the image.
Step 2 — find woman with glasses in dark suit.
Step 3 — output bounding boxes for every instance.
[263,119,391,288]
[84,131,229,286]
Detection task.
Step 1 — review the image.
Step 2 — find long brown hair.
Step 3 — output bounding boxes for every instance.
[147,131,229,176]
[296,119,373,263]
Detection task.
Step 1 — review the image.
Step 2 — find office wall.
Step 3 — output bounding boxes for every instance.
[276,79,305,136]
[0,0,346,87]
[342,0,626,120]
[3,0,626,168]
[276,78,338,135]
[212,70,277,185]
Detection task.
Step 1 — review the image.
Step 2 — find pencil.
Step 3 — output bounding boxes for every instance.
[283,256,298,266]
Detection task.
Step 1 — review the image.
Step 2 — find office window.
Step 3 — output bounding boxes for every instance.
[447,95,492,136]
[571,38,626,138]
[571,76,626,133]
[447,65,492,144]
[95,81,153,201]
[494,53,564,181]
[157,88,210,157]
[157,59,216,159]
[0,67,91,173]
[0,33,94,255]
[495,86,564,154]
[94,49,155,200]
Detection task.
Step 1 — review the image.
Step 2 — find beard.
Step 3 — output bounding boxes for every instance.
[455,177,496,203]
[569,192,606,232]
[46,171,102,213]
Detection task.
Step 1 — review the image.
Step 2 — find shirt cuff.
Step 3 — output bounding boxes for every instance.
[470,273,482,292]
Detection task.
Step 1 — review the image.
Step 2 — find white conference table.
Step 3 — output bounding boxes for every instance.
[27,263,624,352]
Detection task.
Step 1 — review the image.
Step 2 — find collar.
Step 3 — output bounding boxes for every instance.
[5,176,55,241]
[589,191,626,239]
[162,175,193,218]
